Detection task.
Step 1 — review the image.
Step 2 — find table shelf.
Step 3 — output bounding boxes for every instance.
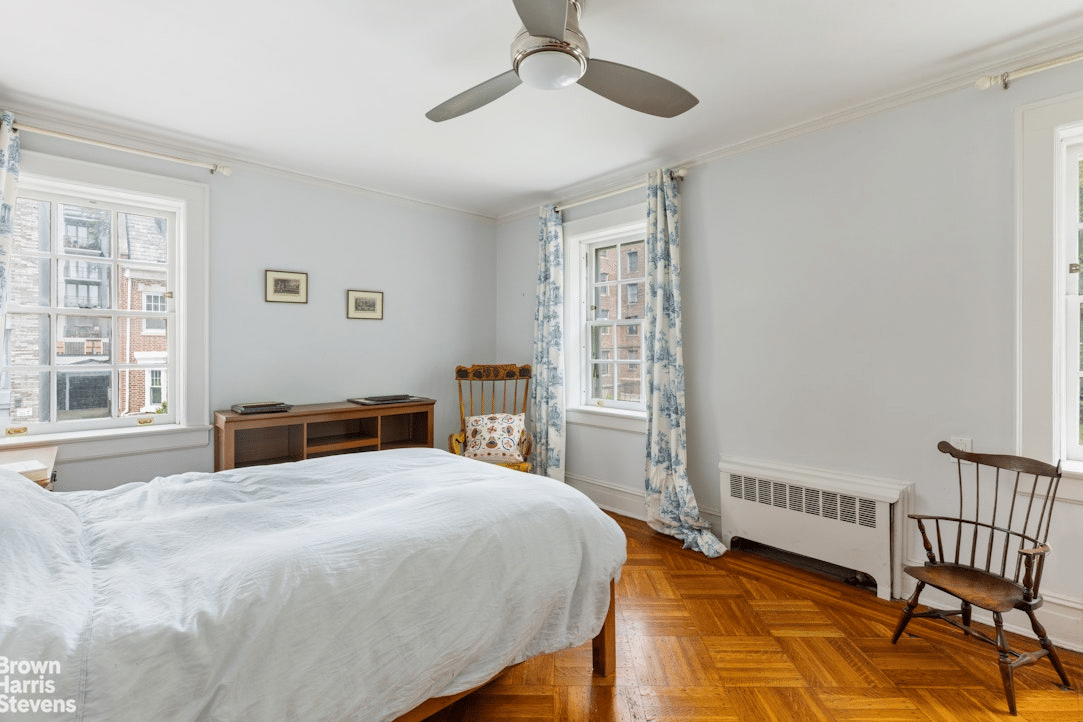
[214,398,435,471]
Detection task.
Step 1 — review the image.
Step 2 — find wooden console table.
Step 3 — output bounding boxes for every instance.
[214,398,435,471]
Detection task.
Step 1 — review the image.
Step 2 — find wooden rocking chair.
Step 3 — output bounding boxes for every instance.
[449,364,532,473]
[890,441,1072,715]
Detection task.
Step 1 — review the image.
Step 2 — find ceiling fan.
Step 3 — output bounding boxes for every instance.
[426,0,698,122]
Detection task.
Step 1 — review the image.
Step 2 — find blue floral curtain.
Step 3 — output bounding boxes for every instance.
[530,204,566,480]
[644,169,724,557]
[0,111,19,325]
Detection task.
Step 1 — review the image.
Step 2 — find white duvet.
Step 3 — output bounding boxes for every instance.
[0,448,626,722]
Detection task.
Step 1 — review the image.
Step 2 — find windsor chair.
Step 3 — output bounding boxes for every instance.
[890,441,1072,715]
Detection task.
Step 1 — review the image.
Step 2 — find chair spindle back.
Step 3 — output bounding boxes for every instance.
[932,440,1061,589]
[456,364,531,428]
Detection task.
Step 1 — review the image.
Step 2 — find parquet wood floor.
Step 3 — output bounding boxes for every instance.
[425,513,1083,722]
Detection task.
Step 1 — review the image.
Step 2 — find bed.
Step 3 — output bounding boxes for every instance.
[0,447,626,722]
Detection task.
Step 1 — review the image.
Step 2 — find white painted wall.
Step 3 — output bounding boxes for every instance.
[495,62,1083,649]
[15,135,498,489]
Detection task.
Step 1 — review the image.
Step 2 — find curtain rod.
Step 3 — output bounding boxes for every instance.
[553,167,686,212]
[975,48,1083,90]
[12,123,232,176]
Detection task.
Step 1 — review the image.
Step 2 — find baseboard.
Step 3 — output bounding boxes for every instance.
[566,473,647,521]
[565,473,724,536]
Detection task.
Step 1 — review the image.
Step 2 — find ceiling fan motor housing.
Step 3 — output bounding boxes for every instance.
[511,0,589,89]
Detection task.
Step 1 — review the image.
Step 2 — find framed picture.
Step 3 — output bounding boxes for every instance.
[265,270,308,303]
[347,290,383,320]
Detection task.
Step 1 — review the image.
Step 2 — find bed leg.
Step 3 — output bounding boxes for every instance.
[591,579,616,681]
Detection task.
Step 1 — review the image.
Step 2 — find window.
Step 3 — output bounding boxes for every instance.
[1,151,209,441]
[1019,94,1083,482]
[1062,138,1083,461]
[565,205,647,414]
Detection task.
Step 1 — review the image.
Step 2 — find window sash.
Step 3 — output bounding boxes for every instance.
[2,184,177,432]
[584,236,646,410]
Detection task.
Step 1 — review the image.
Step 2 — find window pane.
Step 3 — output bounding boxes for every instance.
[623,242,644,277]
[1078,158,1083,224]
[590,325,614,362]
[594,246,615,282]
[60,204,110,257]
[9,257,51,307]
[2,371,50,424]
[118,269,167,311]
[4,314,50,365]
[618,324,641,361]
[13,199,50,253]
[593,286,616,320]
[622,281,643,318]
[119,368,166,414]
[117,317,169,364]
[56,370,111,421]
[591,362,614,400]
[118,212,168,264]
[57,316,112,365]
[59,260,111,309]
[616,362,641,402]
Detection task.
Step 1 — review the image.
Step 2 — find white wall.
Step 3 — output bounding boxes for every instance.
[14,134,498,489]
[495,63,1083,649]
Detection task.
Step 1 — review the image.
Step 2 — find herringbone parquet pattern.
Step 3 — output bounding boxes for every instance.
[426,513,1083,721]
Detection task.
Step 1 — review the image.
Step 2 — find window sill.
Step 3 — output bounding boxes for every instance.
[567,406,646,434]
[1055,460,1083,504]
[0,423,212,463]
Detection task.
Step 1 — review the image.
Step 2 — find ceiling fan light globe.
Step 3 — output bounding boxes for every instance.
[516,49,585,90]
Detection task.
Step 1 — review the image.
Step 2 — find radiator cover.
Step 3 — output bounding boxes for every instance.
[718,454,912,601]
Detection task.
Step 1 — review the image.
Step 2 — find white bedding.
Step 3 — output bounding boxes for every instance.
[0,448,626,722]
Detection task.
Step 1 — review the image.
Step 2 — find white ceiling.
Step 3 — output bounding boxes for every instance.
[4,0,1083,218]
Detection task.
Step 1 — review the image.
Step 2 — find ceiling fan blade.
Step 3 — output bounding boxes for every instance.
[512,0,567,40]
[578,59,698,118]
[426,70,522,122]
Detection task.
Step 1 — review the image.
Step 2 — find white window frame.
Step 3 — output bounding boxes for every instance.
[1062,139,1083,462]
[564,204,648,430]
[1018,92,1083,497]
[0,151,210,456]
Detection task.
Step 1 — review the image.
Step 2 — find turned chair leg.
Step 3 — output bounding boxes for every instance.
[993,612,1018,716]
[891,581,925,644]
[1025,608,1072,689]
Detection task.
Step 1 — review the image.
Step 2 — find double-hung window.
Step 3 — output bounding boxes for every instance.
[565,204,647,415]
[1,152,208,439]
[3,189,174,429]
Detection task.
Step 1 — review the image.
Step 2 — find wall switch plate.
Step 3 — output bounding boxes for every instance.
[950,437,973,464]
[950,437,973,453]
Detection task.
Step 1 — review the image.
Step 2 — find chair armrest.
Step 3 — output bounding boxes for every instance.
[1018,544,1051,558]
[520,432,532,461]
[449,431,465,455]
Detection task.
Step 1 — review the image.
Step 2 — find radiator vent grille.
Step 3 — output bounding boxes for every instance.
[729,473,877,529]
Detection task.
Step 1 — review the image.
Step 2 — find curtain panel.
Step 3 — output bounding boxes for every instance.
[644,169,724,557]
[0,111,20,323]
[530,204,566,480]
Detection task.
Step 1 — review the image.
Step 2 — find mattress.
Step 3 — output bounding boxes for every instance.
[0,448,626,721]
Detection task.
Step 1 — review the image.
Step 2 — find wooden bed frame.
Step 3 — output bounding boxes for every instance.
[393,580,616,722]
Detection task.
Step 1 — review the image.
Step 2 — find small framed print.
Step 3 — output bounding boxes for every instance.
[265,270,308,304]
[347,290,383,320]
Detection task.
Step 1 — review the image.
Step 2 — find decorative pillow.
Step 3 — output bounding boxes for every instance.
[464,413,525,463]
